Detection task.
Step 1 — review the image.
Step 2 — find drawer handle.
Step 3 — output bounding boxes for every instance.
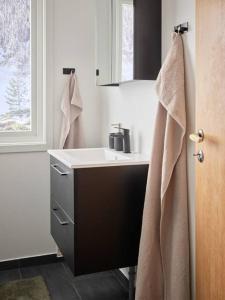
[51,164,69,176]
[52,209,69,226]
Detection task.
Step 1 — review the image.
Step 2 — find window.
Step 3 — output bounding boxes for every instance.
[121,2,134,81]
[0,0,48,152]
[113,0,134,82]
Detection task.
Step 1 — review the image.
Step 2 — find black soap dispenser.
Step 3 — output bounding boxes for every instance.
[111,123,124,151]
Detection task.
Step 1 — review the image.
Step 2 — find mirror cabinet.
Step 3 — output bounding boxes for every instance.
[96,0,161,86]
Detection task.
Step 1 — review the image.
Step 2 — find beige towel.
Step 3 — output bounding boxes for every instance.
[135,33,190,300]
[59,73,85,149]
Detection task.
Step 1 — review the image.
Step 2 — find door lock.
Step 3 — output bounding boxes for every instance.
[193,150,204,163]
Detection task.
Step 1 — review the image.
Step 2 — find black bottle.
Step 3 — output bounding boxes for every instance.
[109,133,115,149]
[114,133,124,151]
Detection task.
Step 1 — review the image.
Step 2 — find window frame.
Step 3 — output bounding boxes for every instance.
[0,0,52,153]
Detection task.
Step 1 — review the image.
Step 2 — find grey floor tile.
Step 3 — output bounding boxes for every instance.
[0,268,21,284]
[62,262,129,300]
[72,270,128,300]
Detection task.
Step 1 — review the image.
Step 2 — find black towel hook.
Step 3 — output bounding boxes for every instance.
[174,22,189,34]
[63,68,75,75]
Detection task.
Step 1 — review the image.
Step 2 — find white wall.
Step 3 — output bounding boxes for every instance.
[0,152,55,260]
[99,0,196,298]
[0,0,101,262]
[99,81,157,156]
[53,0,101,148]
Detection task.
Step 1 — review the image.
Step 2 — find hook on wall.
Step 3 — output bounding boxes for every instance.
[174,22,189,34]
[63,68,76,75]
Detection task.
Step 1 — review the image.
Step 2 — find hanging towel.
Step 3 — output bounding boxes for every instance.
[59,73,85,149]
[135,33,190,300]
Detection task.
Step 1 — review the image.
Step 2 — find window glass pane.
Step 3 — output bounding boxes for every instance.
[0,0,31,132]
[121,3,133,81]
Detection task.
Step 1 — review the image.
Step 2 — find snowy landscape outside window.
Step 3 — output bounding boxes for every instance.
[0,0,31,132]
[121,2,133,82]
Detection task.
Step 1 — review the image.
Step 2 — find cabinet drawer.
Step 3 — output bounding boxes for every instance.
[50,156,74,221]
[51,202,75,273]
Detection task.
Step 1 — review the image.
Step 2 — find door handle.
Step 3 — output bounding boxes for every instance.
[51,164,69,176]
[189,129,204,143]
[52,209,69,226]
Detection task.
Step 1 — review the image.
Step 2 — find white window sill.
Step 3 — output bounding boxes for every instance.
[0,142,51,154]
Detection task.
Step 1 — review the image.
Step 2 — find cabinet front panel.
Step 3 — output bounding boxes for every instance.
[74,165,148,275]
[51,202,75,273]
[50,156,74,221]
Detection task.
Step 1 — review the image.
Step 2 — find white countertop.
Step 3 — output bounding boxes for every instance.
[48,148,149,169]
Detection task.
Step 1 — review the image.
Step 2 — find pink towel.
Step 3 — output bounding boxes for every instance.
[135,33,190,300]
[59,73,85,149]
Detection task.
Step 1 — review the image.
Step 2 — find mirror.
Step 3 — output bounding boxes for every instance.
[96,0,134,85]
[96,0,161,86]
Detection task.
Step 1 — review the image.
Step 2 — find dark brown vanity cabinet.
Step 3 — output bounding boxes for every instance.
[50,156,148,276]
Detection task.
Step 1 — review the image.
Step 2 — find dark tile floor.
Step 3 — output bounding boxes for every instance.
[0,262,129,300]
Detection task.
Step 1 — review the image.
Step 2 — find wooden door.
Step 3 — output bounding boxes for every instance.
[196,1,225,299]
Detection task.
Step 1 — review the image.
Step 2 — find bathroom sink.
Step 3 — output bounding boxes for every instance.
[48,148,149,169]
[63,148,131,161]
